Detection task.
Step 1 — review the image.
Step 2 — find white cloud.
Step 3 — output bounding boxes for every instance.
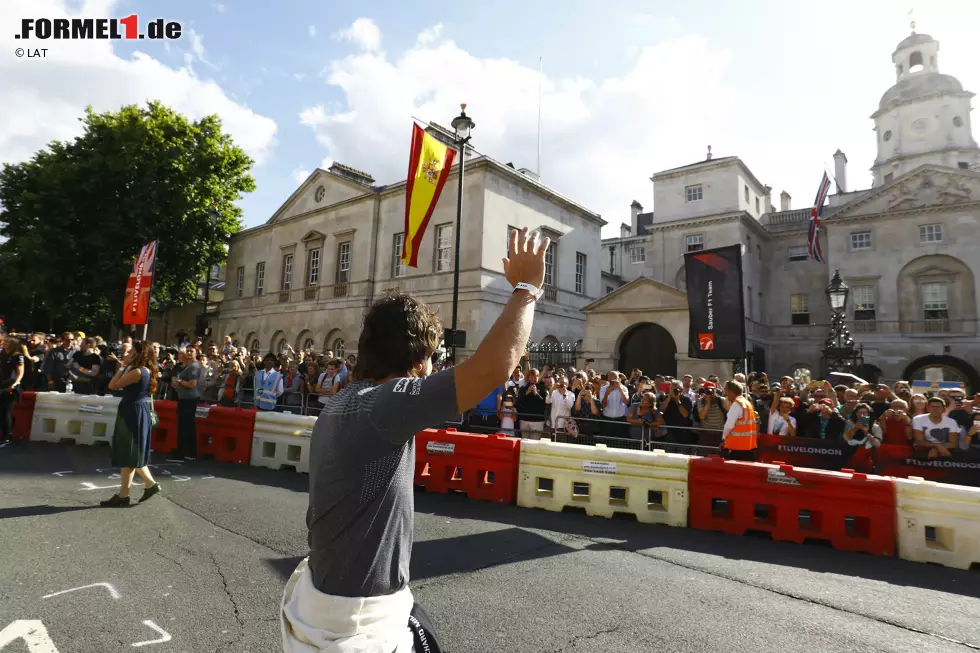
[292,166,311,185]
[416,23,443,46]
[302,23,733,229]
[0,0,277,166]
[332,18,382,52]
[214,3,225,12]
[294,72,306,81]
[309,24,317,38]
[187,28,215,69]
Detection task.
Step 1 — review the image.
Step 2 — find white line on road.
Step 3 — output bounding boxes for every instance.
[0,620,59,652]
[79,481,143,491]
[42,582,121,600]
[51,471,73,477]
[131,620,172,648]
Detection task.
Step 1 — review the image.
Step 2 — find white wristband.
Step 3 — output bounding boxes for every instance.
[514,282,543,299]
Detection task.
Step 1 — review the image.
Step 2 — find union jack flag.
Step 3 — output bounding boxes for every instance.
[808,172,831,263]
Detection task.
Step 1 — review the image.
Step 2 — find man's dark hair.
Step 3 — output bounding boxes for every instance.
[355,293,441,381]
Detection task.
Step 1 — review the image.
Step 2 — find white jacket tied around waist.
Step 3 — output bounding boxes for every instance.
[281,557,416,653]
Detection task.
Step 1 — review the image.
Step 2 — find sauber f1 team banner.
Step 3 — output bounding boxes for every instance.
[684,244,745,359]
[123,240,158,325]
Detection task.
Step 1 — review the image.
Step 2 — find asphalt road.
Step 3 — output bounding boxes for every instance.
[0,440,978,653]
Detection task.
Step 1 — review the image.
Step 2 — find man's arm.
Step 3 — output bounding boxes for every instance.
[453,228,549,413]
[721,400,742,440]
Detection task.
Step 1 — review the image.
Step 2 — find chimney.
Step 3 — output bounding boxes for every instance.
[620,223,631,239]
[630,200,642,235]
[833,149,848,193]
[706,145,713,161]
[763,185,773,214]
[780,190,791,212]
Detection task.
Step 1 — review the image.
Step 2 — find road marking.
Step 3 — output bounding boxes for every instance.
[131,620,171,648]
[80,481,142,491]
[95,468,117,473]
[201,475,215,479]
[0,442,8,449]
[42,582,121,600]
[150,462,184,467]
[51,471,73,477]
[108,474,121,480]
[170,475,191,482]
[0,620,59,652]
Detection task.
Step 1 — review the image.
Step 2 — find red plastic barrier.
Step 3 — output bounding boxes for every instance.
[12,391,36,441]
[414,428,521,504]
[195,405,256,464]
[149,400,178,454]
[689,456,896,557]
[755,435,874,473]
[875,444,980,487]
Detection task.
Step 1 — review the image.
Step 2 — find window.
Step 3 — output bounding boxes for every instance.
[277,338,288,353]
[919,224,943,244]
[853,285,876,324]
[756,245,762,260]
[744,185,749,203]
[575,252,586,294]
[337,241,351,282]
[747,235,752,253]
[685,184,703,202]
[435,223,453,272]
[605,285,614,295]
[685,234,704,252]
[254,262,265,296]
[507,226,519,253]
[788,246,807,262]
[307,247,320,286]
[958,162,970,170]
[755,197,760,213]
[211,264,220,280]
[333,339,345,359]
[544,242,555,286]
[235,266,244,298]
[747,286,753,321]
[850,231,872,251]
[392,233,406,278]
[303,338,315,351]
[281,253,294,291]
[790,294,810,325]
[249,339,260,353]
[884,172,894,183]
[629,245,645,264]
[922,282,948,320]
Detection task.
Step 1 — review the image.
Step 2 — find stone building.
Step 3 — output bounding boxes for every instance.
[214,133,605,361]
[595,32,980,391]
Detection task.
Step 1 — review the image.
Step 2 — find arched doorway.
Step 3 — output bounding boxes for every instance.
[618,323,676,377]
[854,363,883,385]
[902,355,979,394]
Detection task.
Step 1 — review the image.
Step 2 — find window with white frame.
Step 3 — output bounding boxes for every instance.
[337,241,351,282]
[307,247,320,286]
[544,242,555,286]
[255,262,265,296]
[853,285,876,322]
[790,294,810,325]
[281,253,294,291]
[744,185,749,203]
[235,266,244,298]
[392,233,406,278]
[850,231,872,251]
[755,197,760,213]
[211,264,221,280]
[575,252,586,294]
[919,224,943,244]
[922,282,948,320]
[788,245,808,262]
[629,244,645,264]
[685,234,704,252]
[685,184,703,202]
[435,223,453,272]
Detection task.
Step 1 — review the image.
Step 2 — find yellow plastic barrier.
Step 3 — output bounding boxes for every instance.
[29,392,120,446]
[250,411,316,473]
[895,476,980,570]
[517,439,690,526]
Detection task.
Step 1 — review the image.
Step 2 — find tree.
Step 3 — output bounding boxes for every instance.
[0,101,256,333]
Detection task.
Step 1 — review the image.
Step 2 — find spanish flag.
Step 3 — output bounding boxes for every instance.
[402,123,457,267]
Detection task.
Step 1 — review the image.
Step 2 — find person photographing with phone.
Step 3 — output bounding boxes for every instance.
[844,403,882,450]
[660,379,694,444]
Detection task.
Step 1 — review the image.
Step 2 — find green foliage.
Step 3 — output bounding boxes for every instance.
[0,101,255,332]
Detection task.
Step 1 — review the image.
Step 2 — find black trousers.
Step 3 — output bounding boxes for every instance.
[409,603,445,653]
[176,398,198,457]
[0,391,16,441]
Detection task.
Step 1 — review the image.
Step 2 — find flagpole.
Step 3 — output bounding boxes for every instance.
[537,56,543,177]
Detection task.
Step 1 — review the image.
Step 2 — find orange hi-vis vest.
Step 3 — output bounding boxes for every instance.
[726,395,759,451]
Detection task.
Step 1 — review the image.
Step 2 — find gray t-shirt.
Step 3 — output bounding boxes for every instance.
[307,369,458,598]
[176,362,202,400]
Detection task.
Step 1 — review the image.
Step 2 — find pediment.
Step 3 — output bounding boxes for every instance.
[301,230,326,242]
[266,169,371,225]
[831,166,980,220]
[582,277,687,314]
[911,264,959,278]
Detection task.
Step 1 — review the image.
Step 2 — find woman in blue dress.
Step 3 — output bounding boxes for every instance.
[100,341,162,507]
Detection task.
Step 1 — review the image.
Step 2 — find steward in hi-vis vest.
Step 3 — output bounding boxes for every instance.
[721,380,758,460]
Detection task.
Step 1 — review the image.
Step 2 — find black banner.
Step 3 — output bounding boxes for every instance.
[684,244,745,359]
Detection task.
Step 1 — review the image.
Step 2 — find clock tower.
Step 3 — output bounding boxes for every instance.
[871,32,979,186]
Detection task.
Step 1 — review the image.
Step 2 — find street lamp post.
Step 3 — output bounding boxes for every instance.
[448,104,474,364]
[200,210,221,340]
[822,269,863,376]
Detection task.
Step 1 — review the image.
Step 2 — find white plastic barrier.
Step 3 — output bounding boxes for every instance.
[895,476,980,570]
[250,411,316,472]
[517,439,691,527]
[29,392,121,446]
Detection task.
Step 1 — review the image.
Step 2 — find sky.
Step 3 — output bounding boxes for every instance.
[2,0,979,237]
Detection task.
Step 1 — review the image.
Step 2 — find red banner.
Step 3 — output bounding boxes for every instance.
[123,241,158,325]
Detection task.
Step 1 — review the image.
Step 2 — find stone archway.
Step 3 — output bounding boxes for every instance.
[617,322,677,377]
[270,330,288,355]
[902,355,979,394]
[673,265,687,291]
